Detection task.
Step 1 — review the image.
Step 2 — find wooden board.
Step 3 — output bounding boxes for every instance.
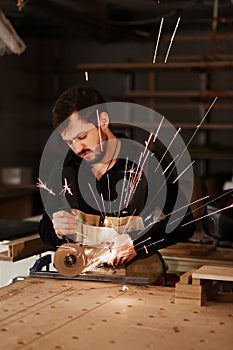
[192,265,233,282]
[160,242,216,256]
[0,234,49,262]
[0,279,232,350]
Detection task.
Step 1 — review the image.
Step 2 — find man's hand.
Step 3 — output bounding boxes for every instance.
[52,210,77,239]
[107,241,137,266]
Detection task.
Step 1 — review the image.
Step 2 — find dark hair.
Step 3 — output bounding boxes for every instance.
[52,86,107,130]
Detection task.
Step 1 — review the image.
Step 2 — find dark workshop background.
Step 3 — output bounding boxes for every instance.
[0,0,233,219]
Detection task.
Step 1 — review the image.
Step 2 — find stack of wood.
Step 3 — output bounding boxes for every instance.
[175,265,233,306]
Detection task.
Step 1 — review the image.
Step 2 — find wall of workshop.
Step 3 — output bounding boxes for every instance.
[0,35,232,190]
[0,38,40,180]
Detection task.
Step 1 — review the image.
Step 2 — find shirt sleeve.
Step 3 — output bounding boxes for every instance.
[39,210,66,250]
[129,164,196,257]
[131,207,195,258]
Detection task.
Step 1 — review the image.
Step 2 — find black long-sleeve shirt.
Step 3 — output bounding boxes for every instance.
[39,135,195,257]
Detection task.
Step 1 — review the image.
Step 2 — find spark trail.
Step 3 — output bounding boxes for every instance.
[96,109,103,151]
[182,203,233,227]
[88,183,105,220]
[153,17,164,63]
[164,17,181,63]
[36,178,55,196]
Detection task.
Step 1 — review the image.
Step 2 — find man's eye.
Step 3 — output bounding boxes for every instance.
[79,133,87,140]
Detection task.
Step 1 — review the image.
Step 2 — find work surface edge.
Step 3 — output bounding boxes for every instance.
[0,278,232,350]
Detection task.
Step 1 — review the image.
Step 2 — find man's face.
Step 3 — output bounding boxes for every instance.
[60,112,107,164]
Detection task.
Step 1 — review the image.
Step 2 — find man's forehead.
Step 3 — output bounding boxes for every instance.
[60,112,95,138]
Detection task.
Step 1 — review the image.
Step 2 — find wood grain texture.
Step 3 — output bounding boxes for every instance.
[0,279,232,349]
[192,265,233,282]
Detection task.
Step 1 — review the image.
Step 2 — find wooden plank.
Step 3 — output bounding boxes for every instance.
[160,243,216,256]
[192,265,233,282]
[0,234,49,262]
[0,279,232,349]
[125,90,233,98]
[76,61,233,71]
[179,269,195,284]
[175,280,218,305]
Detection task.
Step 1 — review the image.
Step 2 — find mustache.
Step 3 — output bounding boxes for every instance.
[78,149,92,156]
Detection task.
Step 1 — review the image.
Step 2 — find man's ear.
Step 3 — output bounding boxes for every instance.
[99,112,109,130]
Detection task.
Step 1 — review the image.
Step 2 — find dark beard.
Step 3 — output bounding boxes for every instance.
[84,142,108,165]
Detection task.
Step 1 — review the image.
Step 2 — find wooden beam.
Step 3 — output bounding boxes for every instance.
[76,61,233,71]
[124,90,233,98]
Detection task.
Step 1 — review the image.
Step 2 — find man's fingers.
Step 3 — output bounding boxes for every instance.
[53,210,75,219]
[52,210,77,236]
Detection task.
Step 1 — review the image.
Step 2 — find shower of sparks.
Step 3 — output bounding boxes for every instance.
[124,154,143,208]
[154,127,181,174]
[134,236,151,248]
[61,178,73,196]
[88,183,105,219]
[166,97,218,181]
[143,133,153,156]
[162,154,179,175]
[124,162,136,206]
[101,193,106,217]
[96,109,103,151]
[125,150,150,208]
[122,285,129,292]
[168,190,233,227]
[153,17,164,63]
[107,173,112,214]
[143,97,218,216]
[133,150,150,192]
[170,190,233,224]
[182,203,233,227]
[167,195,210,224]
[164,17,181,63]
[36,178,55,196]
[138,238,165,252]
[118,157,129,217]
[186,97,218,151]
[172,160,195,184]
[85,71,89,81]
[153,116,164,142]
[121,208,137,235]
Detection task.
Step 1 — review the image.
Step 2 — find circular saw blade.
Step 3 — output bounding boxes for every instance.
[54,243,86,277]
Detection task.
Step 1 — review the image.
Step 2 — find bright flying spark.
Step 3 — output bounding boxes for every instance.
[164,17,181,63]
[153,116,164,142]
[172,160,195,184]
[162,154,179,175]
[96,109,103,151]
[153,17,164,63]
[154,127,181,174]
[61,178,73,196]
[36,178,55,196]
[182,203,233,227]
[88,183,105,219]
[85,71,89,81]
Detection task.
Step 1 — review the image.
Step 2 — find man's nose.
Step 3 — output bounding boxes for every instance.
[72,139,84,154]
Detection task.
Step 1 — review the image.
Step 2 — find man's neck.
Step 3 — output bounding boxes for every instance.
[91,136,121,180]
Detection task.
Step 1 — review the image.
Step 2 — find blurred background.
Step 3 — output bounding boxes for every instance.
[0,0,233,219]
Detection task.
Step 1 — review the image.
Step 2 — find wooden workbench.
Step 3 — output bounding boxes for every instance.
[160,243,233,274]
[0,278,232,349]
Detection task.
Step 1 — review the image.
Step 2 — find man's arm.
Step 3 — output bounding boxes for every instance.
[131,207,195,258]
[39,210,66,250]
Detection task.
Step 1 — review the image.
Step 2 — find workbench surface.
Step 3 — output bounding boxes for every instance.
[0,278,232,350]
